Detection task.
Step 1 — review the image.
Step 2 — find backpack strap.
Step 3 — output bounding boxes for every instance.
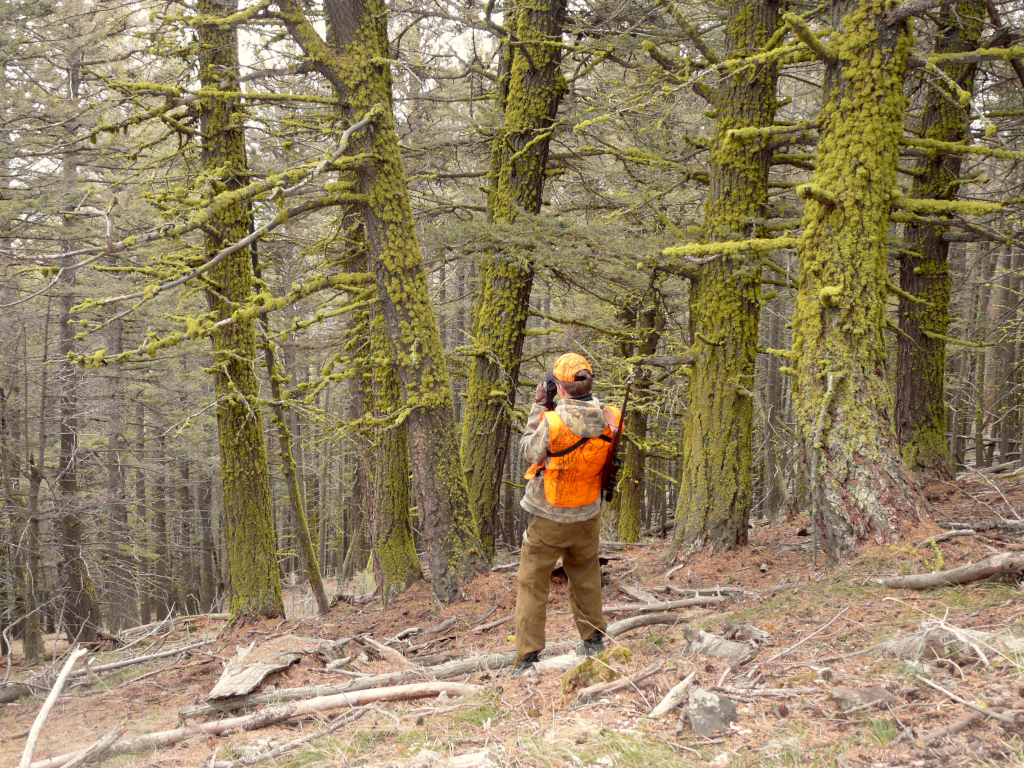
[547,436,589,458]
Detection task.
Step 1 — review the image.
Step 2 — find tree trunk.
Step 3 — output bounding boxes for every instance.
[790,0,924,561]
[368,305,422,603]
[973,247,998,467]
[279,0,483,601]
[995,248,1020,463]
[895,0,984,475]
[197,0,284,621]
[152,433,171,619]
[462,0,568,560]
[55,254,101,642]
[257,282,330,615]
[671,0,782,561]
[103,314,138,633]
[198,477,216,612]
[616,299,664,542]
[136,402,151,625]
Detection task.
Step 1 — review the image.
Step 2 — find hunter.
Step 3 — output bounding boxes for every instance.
[513,352,621,676]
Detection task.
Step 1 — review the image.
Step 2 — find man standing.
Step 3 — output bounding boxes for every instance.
[513,353,621,676]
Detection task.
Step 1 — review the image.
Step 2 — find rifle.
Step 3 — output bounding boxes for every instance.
[602,383,631,502]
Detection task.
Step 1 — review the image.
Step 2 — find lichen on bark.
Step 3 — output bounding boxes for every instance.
[790,0,926,561]
[198,0,284,621]
[895,0,984,475]
[462,0,568,559]
[670,0,783,562]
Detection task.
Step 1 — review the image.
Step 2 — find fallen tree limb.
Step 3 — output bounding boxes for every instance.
[31,681,480,768]
[469,616,512,634]
[917,710,987,746]
[874,553,1024,589]
[650,671,696,717]
[70,639,215,681]
[914,674,1018,726]
[577,660,663,704]
[361,636,419,670]
[939,520,1024,534]
[711,685,820,698]
[62,721,125,768]
[915,530,975,548]
[605,614,684,635]
[208,706,370,768]
[603,596,729,614]
[180,652,516,721]
[20,647,89,768]
[0,682,38,704]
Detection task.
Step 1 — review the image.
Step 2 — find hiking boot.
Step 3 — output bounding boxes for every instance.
[576,632,606,656]
[511,651,540,677]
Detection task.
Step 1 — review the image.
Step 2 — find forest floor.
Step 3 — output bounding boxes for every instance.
[2,474,1023,768]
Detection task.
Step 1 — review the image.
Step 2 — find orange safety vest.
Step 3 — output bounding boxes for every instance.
[524,407,622,508]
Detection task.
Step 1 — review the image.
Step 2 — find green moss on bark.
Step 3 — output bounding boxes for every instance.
[462,0,568,558]
[198,0,284,621]
[671,0,782,561]
[790,0,924,561]
[895,0,985,475]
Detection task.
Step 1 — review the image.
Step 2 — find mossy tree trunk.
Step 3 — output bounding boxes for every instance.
[462,0,568,559]
[670,0,782,561]
[198,0,284,621]
[790,0,924,561]
[615,298,664,543]
[895,0,984,476]
[280,0,483,601]
[368,305,422,603]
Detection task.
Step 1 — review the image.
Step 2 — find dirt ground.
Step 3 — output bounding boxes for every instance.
[2,474,1022,768]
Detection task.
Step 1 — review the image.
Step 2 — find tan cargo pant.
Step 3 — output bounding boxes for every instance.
[514,514,606,661]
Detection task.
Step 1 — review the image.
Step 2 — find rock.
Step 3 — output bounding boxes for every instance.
[687,688,738,737]
[830,686,898,711]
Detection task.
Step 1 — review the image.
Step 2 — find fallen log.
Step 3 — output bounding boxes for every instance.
[180,652,516,721]
[31,681,480,768]
[208,706,369,768]
[874,553,1024,590]
[20,647,88,768]
[915,530,975,548]
[605,614,684,635]
[0,682,37,704]
[70,638,215,681]
[61,721,124,768]
[603,596,729,614]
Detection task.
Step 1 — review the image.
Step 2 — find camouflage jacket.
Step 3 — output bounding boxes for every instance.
[519,396,608,524]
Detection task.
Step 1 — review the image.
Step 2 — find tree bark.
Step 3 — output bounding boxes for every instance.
[368,303,422,603]
[278,0,483,601]
[615,298,664,542]
[791,0,925,561]
[102,313,138,633]
[198,0,284,620]
[461,0,568,560]
[671,0,782,561]
[895,0,985,475]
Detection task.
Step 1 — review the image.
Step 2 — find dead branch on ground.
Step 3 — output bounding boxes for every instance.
[874,553,1024,589]
[31,682,480,768]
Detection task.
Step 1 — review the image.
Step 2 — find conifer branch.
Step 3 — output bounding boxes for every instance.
[782,13,837,64]
[883,0,955,25]
[655,0,719,64]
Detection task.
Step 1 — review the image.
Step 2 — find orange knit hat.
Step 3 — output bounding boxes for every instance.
[552,353,592,383]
